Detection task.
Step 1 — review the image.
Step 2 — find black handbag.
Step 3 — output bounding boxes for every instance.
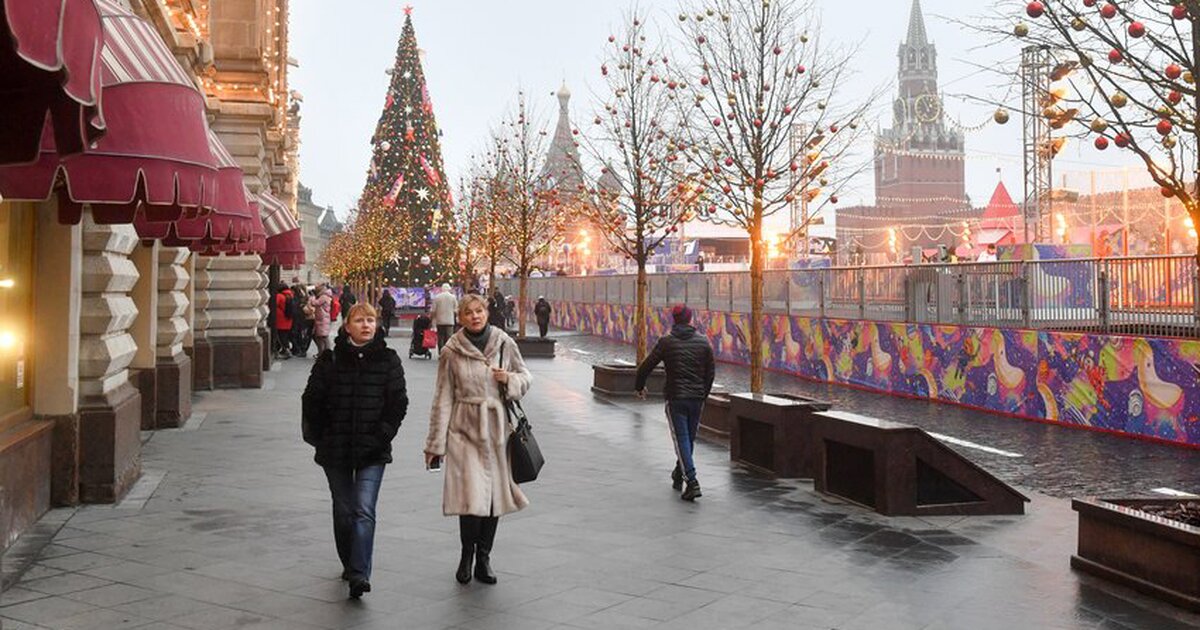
[499,345,544,484]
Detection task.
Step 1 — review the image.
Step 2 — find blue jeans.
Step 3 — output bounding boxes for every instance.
[667,399,704,482]
[323,465,384,580]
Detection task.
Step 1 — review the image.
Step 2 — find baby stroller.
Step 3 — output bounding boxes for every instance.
[409,313,436,359]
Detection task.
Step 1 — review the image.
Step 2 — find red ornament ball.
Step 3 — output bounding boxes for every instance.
[1169,90,1183,104]
[1161,186,1175,198]
[712,118,722,127]
[1100,3,1117,18]
[796,64,806,74]
[1026,1,1045,18]
[700,76,710,85]
[1083,0,1096,5]
[1128,22,1146,37]
[697,35,707,44]
[724,157,734,166]
[608,35,615,42]
[773,46,782,55]
[1157,119,1174,135]
[1114,133,1131,148]
[1108,49,1123,64]
[1166,63,1183,79]
[1094,136,1109,150]
[1173,5,1187,19]
[830,196,839,204]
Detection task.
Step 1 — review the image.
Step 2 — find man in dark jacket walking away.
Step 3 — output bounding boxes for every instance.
[487,289,507,328]
[635,305,715,501]
[377,289,396,336]
[534,297,552,338]
[340,286,356,320]
[302,303,408,599]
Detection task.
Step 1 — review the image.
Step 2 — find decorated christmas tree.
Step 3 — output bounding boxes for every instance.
[358,6,457,286]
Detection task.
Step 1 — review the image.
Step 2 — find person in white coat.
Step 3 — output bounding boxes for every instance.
[424,294,531,585]
[430,283,459,351]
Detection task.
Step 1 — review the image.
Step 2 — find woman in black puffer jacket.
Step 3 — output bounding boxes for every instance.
[302,303,407,599]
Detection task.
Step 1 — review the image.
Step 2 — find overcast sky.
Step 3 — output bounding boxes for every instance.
[289,0,1150,224]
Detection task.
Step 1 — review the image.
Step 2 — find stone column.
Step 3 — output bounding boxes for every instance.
[32,203,81,506]
[128,243,158,430]
[155,247,191,428]
[192,255,213,391]
[78,210,141,503]
[195,254,265,389]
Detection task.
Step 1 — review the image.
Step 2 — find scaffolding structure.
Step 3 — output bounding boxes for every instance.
[1021,45,1053,243]
[789,122,809,258]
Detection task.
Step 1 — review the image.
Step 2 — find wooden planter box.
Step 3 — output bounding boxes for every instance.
[728,393,832,478]
[591,363,665,397]
[514,336,556,358]
[699,392,732,440]
[1072,498,1200,611]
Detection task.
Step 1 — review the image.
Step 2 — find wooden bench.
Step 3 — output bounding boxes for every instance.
[729,393,832,478]
[812,410,1028,516]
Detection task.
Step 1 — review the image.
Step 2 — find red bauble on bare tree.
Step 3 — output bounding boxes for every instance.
[1100,3,1117,18]
[1094,136,1109,150]
[1128,22,1146,38]
[1026,1,1045,17]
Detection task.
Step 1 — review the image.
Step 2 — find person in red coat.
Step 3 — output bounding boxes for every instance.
[274,284,295,359]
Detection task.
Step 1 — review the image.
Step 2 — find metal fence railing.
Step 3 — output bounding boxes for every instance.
[498,255,1200,338]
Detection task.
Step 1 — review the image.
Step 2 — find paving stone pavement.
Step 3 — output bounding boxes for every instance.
[553,330,1200,500]
[3,331,1200,629]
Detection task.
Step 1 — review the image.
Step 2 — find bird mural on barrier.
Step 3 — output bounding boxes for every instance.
[1132,339,1185,441]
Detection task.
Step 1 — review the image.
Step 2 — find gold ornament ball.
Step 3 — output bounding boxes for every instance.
[1110,92,1128,108]
[1014,23,1030,37]
[1090,118,1108,132]
[993,109,1010,124]
[1186,71,1196,85]
[1071,17,1087,31]
[1164,136,1178,149]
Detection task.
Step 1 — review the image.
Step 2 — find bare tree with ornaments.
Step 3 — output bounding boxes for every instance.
[677,0,876,392]
[452,175,484,290]
[495,94,565,336]
[973,0,1200,263]
[473,139,518,292]
[576,11,695,362]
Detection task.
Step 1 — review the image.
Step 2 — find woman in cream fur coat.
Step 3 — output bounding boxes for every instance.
[425,293,531,585]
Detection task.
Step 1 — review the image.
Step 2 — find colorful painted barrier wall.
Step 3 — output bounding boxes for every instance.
[547,300,1200,448]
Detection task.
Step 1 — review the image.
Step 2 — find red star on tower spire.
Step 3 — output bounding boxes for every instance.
[403,5,413,15]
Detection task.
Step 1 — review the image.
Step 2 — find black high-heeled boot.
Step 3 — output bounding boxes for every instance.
[456,545,473,584]
[457,516,481,584]
[474,516,499,584]
[473,546,497,584]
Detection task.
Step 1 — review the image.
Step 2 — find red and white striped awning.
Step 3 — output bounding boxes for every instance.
[0,0,106,164]
[258,191,305,269]
[137,130,258,250]
[0,0,217,223]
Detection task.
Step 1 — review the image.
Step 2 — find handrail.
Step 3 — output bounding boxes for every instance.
[497,254,1200,338]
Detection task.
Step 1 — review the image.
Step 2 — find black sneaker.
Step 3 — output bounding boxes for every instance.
[671,465,683,491]
[681,480,702,502]
[348,577,371,599]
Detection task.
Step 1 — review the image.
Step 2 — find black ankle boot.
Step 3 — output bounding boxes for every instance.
[671,464,683,490]
[348,577,371,599]
[456,546,473,584]
[474,547,497,584]
[681,479,702,501]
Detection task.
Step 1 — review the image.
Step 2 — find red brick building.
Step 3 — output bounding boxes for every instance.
[838,0,973,263]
